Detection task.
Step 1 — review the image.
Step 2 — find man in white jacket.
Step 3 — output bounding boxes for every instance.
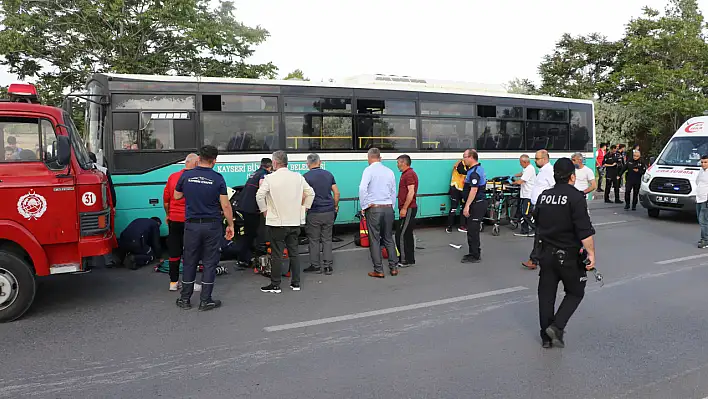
[256,151,315,293]
[522,150,554,270]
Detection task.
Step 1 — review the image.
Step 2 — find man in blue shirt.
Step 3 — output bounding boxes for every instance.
[462,149,487,263]
[303,153,340,275]
[174,145,235,311]
[236,157,272,268]
[359,147,399,278]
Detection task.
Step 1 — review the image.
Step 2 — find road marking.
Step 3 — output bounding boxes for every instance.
[655,253,708,265]
[333,247,366,254]
[264,286,528,332]
[593,220,628,226]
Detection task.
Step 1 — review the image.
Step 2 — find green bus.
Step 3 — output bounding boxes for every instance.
[83,73,595,236]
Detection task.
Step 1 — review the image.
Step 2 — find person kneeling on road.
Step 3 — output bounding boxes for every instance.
[534,158,596,349]
[117,217,163,270]
[174,145,235,311]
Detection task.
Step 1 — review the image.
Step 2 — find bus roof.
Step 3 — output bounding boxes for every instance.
[98,73,593,105]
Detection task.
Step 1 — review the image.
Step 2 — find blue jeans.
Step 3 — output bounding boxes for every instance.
[697,202,708,241]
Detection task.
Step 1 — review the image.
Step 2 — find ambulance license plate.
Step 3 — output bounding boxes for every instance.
[655,196,678,204]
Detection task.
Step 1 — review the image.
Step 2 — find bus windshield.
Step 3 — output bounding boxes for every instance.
[656,136,708,167]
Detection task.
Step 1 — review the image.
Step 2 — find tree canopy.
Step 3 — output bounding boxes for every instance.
[284,69,309,81]
[512,0,708,155]
[0,0,277,106]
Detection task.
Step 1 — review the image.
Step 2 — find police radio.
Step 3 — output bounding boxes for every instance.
[579,248,604,286]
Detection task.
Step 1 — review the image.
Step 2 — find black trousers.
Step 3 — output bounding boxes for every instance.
[396,207,417,263]
[465,199,487,259]
[519,199,535,234]
[268,226,301,286]
[604,172,621,201]
[239,212,261,263]
[118,236,153,266]
[167,221,185,283]
[537,248,587,336]
[448,188,467,228]
[180,221,222,302]
[625,180,640,208]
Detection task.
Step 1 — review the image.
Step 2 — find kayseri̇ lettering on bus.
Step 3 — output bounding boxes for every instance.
[216,162,326,174]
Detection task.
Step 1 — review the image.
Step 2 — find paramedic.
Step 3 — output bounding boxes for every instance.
[236,157,272,268]
[534,158,596,349]
[163,153,198,291]
[447,157,470,233]
[461,149,486,263]
[174,145,235,311]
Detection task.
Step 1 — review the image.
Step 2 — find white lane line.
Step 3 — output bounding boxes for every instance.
[333,247,366,254]
[264,286,528,332]
[656,253,708,265]
[593,220,628,226]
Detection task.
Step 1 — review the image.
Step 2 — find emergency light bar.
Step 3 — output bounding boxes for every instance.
[7,83,40,104]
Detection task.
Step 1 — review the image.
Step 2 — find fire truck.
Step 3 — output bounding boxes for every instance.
[0,83,115,322]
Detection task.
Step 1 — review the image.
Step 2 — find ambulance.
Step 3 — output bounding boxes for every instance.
[639,116,708,217]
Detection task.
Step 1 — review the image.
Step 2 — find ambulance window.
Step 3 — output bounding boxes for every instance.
[0,117,42,162]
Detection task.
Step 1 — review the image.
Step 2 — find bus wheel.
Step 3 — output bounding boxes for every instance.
[648,209,660,218]
[0,251,36,323]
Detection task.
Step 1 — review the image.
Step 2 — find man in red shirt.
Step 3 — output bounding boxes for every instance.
[595,143,607,192]
[396,155,419,267]
[163,153,198,291]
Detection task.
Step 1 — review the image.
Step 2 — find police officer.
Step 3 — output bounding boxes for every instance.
[174,145,235,311]
[534,158,596,348]
[461,149,487,263]
[236,157,272,268]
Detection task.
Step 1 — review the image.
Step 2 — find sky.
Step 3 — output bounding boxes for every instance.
[1,0,707,86]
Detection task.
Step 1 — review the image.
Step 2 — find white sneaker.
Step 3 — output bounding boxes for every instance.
[169,282,179,291]
[194,283,202,292]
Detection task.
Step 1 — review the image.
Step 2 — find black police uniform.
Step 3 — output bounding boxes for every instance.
[603,151,622,203]
[237,167,270,264]
[463,164,487,262]
[533,158,595,347]
[118,218,161,268]
[624,157,646,210]
[176,166,228,306]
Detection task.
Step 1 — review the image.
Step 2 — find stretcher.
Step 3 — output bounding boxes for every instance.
[481,176,522,236]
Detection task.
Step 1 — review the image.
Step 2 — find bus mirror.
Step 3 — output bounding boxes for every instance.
[57,135,71,167]
[649,156,656,165]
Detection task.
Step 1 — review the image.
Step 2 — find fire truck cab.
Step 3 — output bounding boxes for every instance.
[0,83,115,322]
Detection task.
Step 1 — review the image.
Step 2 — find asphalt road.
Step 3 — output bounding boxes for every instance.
[2,199,708,399]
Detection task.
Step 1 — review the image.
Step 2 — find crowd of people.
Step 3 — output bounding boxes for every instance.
[594,143,646,210]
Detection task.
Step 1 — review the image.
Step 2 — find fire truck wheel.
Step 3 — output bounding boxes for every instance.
[0,251,36,323]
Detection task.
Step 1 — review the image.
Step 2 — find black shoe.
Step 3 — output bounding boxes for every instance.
[175,298,192,310]
[398,261,415,268]
[290,282,301,291]
[324,267,333,275]
[445,226,452,233]
[545,325,565,348]
[615,200,623,204]
[542,340,552,348]
[303,265,321,273]
[215,266,229,275]
[540,330,552,348]
[624,205,630,210]
[461,255,481,263]
[125,255,137,270]
[261,284,281,293]
[198,299,222,311]
[596,188,604,193]
[631,206,637,211]
[604,200,612,204]
[235,261,249,270]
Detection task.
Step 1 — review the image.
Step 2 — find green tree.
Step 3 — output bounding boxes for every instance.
[504,78,538,95]
[284,69,309,81]
[0,0,277,106]
[536,0,708,155]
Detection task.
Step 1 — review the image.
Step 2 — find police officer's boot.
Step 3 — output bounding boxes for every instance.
[540,330,552,348]
[175,298,192,310]
[545,325,565,348]
[198,299,222,311]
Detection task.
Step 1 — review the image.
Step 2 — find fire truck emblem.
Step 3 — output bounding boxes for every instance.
[17,190,47,220]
